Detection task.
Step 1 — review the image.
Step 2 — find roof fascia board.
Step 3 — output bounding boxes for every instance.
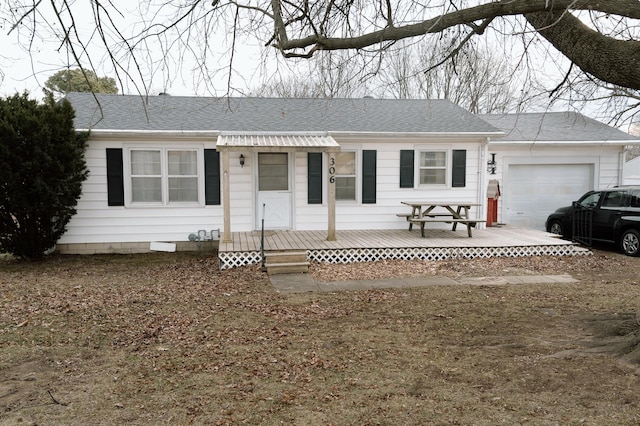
[80,130,220,140]
[489,140,640,146]
[328,131,504,139]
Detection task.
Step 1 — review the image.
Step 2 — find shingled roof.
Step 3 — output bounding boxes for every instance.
[65,93,502,135]
[481,112,638,142]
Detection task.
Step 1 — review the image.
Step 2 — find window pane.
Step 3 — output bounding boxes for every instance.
[420,169,446,185]
[335,152,356,174]
[631,191,640,208]
[132,177,162,202]
[168,150,197,175]
[131,150,161,175]
[259,153,288,191]
[420,152,446,167]
[169,177,198,202]
[336,177,356,200]
[579,192,601,208]
[602,191,625,207]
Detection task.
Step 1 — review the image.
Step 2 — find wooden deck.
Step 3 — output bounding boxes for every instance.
[218,226,589,269]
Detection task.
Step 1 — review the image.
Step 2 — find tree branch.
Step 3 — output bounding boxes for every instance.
[274,0,640,53]
[425,17,495,74]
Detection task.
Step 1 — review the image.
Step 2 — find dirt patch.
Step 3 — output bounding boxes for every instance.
[1,250,640,424]
[0,360,59,413]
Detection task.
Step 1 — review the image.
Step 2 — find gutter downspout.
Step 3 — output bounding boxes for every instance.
[478,138,489,228]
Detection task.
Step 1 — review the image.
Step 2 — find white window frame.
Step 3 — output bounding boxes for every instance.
[417,148,450,187]
[124,146,205,207]
[334,149,359,203]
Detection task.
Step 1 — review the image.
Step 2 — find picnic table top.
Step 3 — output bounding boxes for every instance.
[401,201,481,207]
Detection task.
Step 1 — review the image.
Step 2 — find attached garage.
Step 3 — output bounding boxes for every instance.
[483,111,639,231]
[504,163,594,230]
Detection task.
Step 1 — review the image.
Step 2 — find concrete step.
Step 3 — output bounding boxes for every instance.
[265,261,310,275]
[264,251,309,274]
[265,250,308,264]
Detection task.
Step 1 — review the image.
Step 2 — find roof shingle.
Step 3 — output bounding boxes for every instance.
[66,93,502,135]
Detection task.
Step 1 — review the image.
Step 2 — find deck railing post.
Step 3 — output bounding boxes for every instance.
[260,203,266,271]
[327,150,337,241]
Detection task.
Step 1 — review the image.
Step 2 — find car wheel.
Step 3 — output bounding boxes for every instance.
[548,220,563,236]
[620,229,640,256]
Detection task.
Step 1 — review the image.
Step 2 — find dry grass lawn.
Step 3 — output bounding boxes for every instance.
[1,250,640,425]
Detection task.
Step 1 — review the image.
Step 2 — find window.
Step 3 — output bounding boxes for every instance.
[335,151,356,200]
[631,191,640,208]
[419,151,447,185]
[601,191,626,208]
[131,150,162,202]
[129,148,200,205]
[258,153,288,191]
[578,192,601,208]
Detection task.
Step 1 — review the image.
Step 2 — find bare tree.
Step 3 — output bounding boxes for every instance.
[250,51,372,98]
[258,35,525,114]
[373,36,524,113]
[3,1,639,119]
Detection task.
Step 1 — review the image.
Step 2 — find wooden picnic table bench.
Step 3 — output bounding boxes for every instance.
[400,201,485,237]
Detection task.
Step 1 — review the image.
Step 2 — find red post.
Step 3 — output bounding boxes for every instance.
[487,180,501,227]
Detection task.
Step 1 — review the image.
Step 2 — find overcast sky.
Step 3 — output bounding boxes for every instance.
[1,2,638,132]
[0,1,273,99]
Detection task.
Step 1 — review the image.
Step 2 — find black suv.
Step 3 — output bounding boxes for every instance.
[545,186,640,256]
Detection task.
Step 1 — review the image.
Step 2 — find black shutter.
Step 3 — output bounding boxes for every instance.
[204,149,221,205]
[362,150,376,204]
[452,149,466,188]
[400,150,414,188]
[106,148,125,206]
[308,152,323,204]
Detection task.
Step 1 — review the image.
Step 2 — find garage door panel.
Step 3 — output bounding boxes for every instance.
[506,164,593,229]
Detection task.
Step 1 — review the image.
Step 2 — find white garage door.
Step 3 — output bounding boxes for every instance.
[505,164,593,230]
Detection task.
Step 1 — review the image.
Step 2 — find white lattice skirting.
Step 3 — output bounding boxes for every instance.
[219,250,262,269]
[219,245,590,269]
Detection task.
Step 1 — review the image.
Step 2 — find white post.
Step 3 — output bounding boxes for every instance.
[327,150,337,241]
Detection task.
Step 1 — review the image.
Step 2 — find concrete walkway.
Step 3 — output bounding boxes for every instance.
[269,273,578,294]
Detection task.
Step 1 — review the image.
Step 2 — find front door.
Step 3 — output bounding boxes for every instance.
[256,152,291,230]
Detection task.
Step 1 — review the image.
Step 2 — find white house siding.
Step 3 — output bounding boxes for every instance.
[294,137,485,231]
[59,135,487,252]
[488,145,623,229]
[57,136,224,251]
[624,157,640,185]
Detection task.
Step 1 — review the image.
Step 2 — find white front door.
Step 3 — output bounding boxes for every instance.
[256,153,291,230]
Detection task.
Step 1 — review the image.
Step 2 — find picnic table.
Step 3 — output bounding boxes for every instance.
[398,201,485,237]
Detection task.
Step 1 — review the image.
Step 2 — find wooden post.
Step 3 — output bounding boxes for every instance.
[221,150,232,243]
[327,150,336,241]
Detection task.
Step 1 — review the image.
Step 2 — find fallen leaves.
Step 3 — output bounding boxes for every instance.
[2,249,640,424]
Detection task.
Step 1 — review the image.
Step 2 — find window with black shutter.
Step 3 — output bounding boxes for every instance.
[362,150,377,204]
[399,150,414,188]
[308,152,323,204]
[452,149,466,188]
[106,148,125,206]
[204,149,221,205]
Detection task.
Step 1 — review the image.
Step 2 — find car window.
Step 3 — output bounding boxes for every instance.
[578,192,601,208]
[631,190,640,208]
[601,191,626,208]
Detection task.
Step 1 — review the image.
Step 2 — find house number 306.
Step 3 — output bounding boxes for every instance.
[329,157,336,184]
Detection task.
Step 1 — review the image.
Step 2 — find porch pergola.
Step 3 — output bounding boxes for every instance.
[215,133,341,243]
